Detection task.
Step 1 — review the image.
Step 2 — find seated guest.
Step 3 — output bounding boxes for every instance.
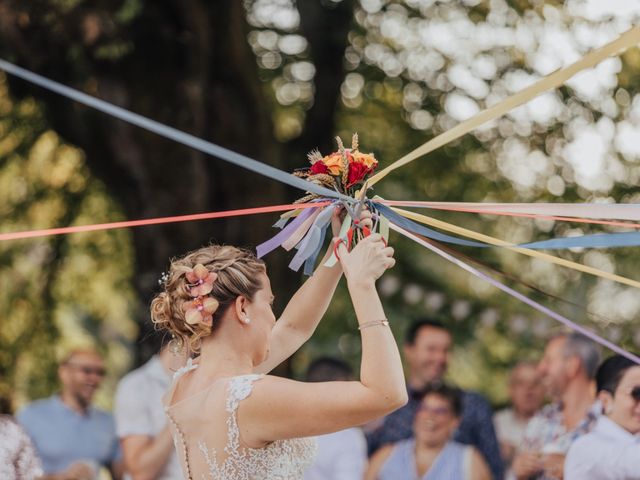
[365,384,491,480]
[367,319,503,479]
[18,348,122,479]
[303,357,367,480]
[564,354,640,479]
[513,333,600,480]
[494,362,545,475]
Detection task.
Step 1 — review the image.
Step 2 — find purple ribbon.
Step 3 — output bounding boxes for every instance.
[256,206,317,258]
[391,222,640,365]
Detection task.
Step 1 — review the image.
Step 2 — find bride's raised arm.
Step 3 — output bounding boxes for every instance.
[241,234,408,444]
[254,207,372,374]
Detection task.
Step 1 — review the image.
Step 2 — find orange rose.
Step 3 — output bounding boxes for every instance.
[323,153,344,176]
[350,151,377,169]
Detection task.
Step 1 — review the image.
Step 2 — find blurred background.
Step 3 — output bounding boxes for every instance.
[0,0,639,412]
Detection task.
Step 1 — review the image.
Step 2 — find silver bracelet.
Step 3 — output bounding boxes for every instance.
[358,319,390,330]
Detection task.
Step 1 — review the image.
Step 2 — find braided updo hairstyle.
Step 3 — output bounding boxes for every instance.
[151,245,266,354]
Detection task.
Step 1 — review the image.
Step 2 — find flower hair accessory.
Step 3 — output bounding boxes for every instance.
[186,264,217,297]
[158,271,170,286]
[182,263,219,326]
[183,296,219,326]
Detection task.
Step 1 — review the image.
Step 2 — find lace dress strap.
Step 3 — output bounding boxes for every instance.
[226,374,264,413]
[173,357,198,381]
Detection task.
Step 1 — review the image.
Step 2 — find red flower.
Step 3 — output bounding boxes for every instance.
[346,161,371,187]
[310,161,329,175]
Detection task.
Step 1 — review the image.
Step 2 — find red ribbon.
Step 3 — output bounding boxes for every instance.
[0,202,330,242]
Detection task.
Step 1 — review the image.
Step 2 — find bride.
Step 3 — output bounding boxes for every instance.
[151,212,407,479]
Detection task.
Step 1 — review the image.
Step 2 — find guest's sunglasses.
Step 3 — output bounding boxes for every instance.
[416,405,452,416]
[631,386,640,403]
[65,363,106,377]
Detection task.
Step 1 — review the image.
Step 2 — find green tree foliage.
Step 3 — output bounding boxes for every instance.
[0,74,137,410]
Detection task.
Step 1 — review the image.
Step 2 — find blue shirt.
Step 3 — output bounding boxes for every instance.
[367,388,505,480]
[378,439,469,480]
[17,395,120,474]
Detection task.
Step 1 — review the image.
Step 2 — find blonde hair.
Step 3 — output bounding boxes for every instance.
[59,348,103,366]
[151,245,266,354]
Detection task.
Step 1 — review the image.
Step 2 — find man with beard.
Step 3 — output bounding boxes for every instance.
[18,349,123,480]
[366,319,504,479]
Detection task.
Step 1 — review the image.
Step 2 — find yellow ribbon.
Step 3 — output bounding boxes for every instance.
[392,206,640,289]
[368,26,640,187]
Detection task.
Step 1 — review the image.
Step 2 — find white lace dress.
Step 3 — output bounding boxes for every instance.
[164,361,316,480]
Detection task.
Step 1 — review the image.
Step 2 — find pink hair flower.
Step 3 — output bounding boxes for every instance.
[183,296,219,326]
[186,264,218,297]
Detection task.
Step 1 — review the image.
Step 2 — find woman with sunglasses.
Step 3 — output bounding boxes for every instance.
[565,354,640,479]
[365,384,491,480]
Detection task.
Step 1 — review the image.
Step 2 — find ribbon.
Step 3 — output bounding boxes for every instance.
[390,206,640,289]
[521,232,640,250]
[374,203,489,248]
[324,215,353,268]
[0,202,329,242]
[375,202,640,250]
[256,206,318,258]
[281,209,322,251]
[5,197,640,256]
[379,213,390,245]
[368,26,640,186]
[420,235,614,325]
[384,201,640,224]
[390,222,640,365]
[303,224,329,276]
[0,59,353,204]
[289,204,335,272]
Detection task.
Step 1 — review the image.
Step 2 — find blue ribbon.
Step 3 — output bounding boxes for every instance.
[373,202,640,250]
[288,204,335,272]
[303,224,329,276]
[373,203,489,248]
[0,59,352,203]
[520,231,640,249]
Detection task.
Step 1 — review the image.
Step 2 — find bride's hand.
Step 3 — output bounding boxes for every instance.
[330,205,373,238]
[336,233,394,286]
[330,205,346,238]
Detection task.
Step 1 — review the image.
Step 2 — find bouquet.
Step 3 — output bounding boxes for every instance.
[257,133,380,274]
[293,133,378,201]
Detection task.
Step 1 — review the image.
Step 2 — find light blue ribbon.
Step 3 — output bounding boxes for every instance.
[289,204,335,272]
[0,59,352,203]
[374,202,640,250]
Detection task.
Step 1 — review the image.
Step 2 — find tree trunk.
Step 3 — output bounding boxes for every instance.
[0,0,354,368]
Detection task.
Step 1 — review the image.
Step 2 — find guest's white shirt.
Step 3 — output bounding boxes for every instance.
[115,356,183,480]
[565,415,640,480]
[494,408,530,449]
[304,427,367,480]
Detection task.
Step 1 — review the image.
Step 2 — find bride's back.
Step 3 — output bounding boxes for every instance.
[165,369,316,480]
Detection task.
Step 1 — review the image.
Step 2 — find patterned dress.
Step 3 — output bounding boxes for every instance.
[0,415,43,480]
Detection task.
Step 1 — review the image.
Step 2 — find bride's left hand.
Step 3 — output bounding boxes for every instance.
[330,204,373,238]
